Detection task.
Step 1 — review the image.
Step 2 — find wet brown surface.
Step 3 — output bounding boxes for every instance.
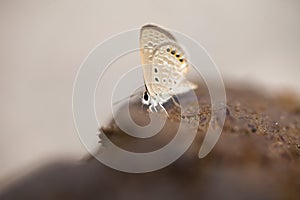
[1,84,300,200]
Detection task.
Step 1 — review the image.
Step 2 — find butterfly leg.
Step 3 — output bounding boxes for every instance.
[171,96,181,108]
[158,102,169,117]
[149,103,157,112]
[148,104,153,112]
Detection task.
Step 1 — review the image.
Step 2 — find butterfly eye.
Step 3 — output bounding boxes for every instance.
[176,54,180,58]
[179,58,184,62]
[143,91,149,101]
[171,50,176,55]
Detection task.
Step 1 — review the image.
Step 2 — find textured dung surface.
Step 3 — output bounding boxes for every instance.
[1,84,300,200]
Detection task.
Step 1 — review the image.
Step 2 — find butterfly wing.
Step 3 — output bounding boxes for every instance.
[149,42,197,100]
[140,24,176,96]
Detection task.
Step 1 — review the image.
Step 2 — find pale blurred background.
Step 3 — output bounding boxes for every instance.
[0,0,299,189]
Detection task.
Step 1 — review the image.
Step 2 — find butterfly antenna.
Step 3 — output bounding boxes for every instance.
[112,92,141,106]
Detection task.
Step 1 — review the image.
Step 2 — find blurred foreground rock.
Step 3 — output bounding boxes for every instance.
[0,84,299,200]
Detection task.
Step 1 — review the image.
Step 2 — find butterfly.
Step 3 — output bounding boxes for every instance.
[139,24,197,115]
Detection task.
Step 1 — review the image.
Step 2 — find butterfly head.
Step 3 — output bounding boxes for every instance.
[141,91,151,105]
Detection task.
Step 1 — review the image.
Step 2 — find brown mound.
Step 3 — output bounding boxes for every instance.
[1,84,299,200]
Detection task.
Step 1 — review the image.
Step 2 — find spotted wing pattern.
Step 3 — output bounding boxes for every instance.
[150,42,197,102]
